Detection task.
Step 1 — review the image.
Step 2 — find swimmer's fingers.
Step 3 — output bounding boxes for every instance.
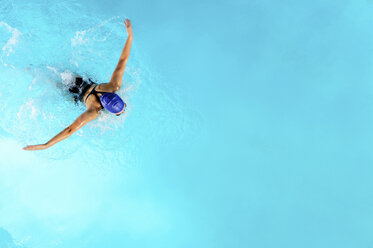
[22,144,47,151]
[124,18,130,27]
[124,19,133,36]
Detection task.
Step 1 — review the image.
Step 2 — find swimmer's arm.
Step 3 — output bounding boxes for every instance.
[108,18,133,91]
[45,109,99,148]
[23,109,98,151]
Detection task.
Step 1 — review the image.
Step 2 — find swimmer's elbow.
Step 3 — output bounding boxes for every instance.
[69,110,98,133]
[66,127,74,134]
[68,124,83,134]
[62,126,76,138]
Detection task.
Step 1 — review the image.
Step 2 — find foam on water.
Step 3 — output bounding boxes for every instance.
[0,22,21,67]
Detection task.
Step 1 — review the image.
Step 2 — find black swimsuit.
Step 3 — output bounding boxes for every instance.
[68,77,108,109]
[68,77,94,104]
[84,83,111,109]
[68,77,121,114]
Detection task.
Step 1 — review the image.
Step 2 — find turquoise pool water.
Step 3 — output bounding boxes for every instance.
[1,0,373,247]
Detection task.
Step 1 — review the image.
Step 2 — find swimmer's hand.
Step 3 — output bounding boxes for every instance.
[23,144,48,151]
[124,18,133,37]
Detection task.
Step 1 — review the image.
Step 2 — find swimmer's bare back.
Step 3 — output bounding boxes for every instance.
[23,19,133,151]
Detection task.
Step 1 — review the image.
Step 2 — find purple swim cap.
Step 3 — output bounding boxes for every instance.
[100,93,126,114]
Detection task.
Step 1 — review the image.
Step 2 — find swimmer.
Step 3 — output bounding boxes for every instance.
[23,19,133,151]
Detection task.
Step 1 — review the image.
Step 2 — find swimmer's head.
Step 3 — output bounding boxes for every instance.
[99,93,127,115]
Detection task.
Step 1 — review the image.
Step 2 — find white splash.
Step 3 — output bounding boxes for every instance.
[46,66,59,75]
[17,99,40,120]
[71,30,88,47]
[71,16,120,47]
[0,22,21,65]
[60,70,75,87]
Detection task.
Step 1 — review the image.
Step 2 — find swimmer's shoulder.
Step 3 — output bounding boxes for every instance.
[83,82,117,109]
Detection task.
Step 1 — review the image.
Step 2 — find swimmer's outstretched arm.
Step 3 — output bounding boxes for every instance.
[23,109,99,151]
[107,18,133,91]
